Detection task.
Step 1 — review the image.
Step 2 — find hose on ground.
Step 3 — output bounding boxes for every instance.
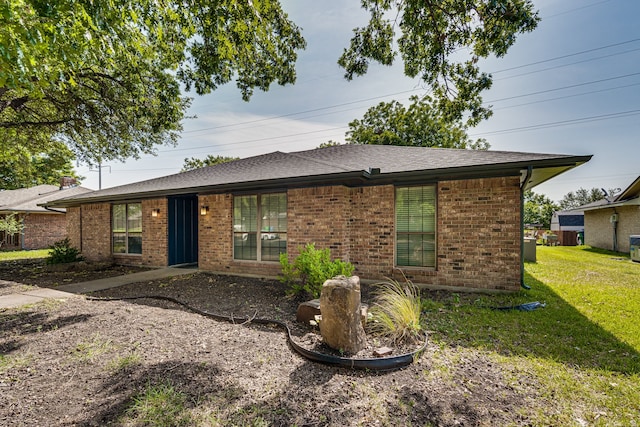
[85,295,427,371]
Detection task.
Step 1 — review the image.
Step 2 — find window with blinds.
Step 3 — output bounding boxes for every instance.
[233,193,287,261]
[112,203,142,254]
[395,186,436,267]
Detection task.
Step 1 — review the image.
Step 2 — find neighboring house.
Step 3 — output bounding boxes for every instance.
[551,209,585,233]
[582,176,640,253]
[0,179,92,250]
[550,200,605,246]
[45,145,591,292]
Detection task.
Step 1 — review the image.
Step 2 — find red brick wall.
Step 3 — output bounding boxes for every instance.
[70,200,170,266]
[66,207,81,250]
[349,185,396,279]
[22,213,67,249]
[287,186,350,260]
[435,177,522,291]
[139,199,168,267]
[198,193,234,272]
[77,175,524,291]
[78,203,112,262]
[194,177,523,291]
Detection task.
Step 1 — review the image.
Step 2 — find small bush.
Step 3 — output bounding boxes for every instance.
[47,238,82,264]
[279,243,354,298]
[369,277,423,344]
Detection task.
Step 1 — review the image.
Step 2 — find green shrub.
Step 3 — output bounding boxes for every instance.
[369,277,423,344]
[47,238,82,264]
[279,243,354,298]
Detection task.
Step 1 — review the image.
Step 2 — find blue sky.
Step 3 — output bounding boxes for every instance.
[76,0,640,202]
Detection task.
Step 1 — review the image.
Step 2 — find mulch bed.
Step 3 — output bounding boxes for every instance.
[0,261,529,426]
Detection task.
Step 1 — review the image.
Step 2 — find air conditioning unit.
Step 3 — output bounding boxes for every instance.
[631,235,640,263]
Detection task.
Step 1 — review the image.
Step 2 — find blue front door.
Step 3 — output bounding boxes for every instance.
[168,195,198,265]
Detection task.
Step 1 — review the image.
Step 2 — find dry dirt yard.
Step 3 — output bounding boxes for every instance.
[0,260,535,426]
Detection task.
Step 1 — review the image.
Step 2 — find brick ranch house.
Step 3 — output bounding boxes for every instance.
[0,180,91,250]
[45,145,591,292]
[582,175,640,253]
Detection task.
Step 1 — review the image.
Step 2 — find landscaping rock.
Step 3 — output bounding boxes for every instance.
[319,275,367,354]
[373,347,393,357]
[296,299,321,323]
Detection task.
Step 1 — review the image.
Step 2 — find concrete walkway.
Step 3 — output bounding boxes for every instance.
[0,266,198,309]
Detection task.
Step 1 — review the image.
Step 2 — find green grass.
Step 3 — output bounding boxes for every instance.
[0,249,49,261]
[70,333,114,363]
[124,381,194,427]
[0,354,31,374]
[107,352,142,372]
[422,246,640,425]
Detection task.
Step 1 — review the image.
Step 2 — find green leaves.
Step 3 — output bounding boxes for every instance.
[0,0,306,165]
[0,139,81,189]
[181,155,239,172]
[340,0,540,125]
[524,190,558,229]
[346,95,489,149]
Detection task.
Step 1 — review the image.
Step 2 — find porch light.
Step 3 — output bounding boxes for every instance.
[200,205,209,216]
[151,208,160,217]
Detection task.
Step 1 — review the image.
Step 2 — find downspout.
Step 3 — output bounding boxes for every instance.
[612,209,618,252]
[20,213,26,250]
[79,205,83,253]
[520,167,533,290]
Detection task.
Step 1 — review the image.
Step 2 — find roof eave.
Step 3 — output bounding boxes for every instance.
[582,197,640,211]
[44,154,592,208]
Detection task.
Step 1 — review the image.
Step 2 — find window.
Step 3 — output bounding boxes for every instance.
[233,193,287,261]
[112,203,142,254]
[396,186,436,267]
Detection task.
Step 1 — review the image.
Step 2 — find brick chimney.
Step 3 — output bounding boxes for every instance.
[59,176,77,189]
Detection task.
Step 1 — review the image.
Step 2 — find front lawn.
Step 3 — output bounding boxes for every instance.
[423,246,639,425]
[0,249,49,261]
[1,245,638,425]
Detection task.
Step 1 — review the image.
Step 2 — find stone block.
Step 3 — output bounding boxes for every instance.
[296,299,321,323]
[319,276,367,354]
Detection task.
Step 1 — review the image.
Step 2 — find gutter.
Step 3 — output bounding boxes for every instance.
[42,155,592,209]
[520,166,533,290]
[44,206,66,214]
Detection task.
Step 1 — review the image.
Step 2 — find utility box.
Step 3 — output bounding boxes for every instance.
[631,235,640,263]
[524,237,537,262]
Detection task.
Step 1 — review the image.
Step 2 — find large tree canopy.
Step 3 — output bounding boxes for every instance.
[0,141,81,189]
[0,0,305,165]
[181,154,239,172]
[557,187,613,210]
[339,0,539,125]
[524,190,557,229]
[2,0,538,169]
[346,96,489,149]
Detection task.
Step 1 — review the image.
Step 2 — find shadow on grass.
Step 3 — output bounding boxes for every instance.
[423,272,640,375]
[580,246,631,258]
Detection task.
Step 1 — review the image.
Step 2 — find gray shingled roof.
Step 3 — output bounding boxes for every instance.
[45,145,592,207]
[0,185,92,213]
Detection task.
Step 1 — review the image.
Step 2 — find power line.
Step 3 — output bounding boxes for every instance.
[490,37,640,75]
[495,47,640,81]
[486,72,640,103]
[181,89,420,135]
[180,45,640,137]
[492,81,640,111]
[470,109,640,137]
[159,126,347,153]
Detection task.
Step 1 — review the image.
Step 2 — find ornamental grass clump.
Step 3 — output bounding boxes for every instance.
[370,277,423,345]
